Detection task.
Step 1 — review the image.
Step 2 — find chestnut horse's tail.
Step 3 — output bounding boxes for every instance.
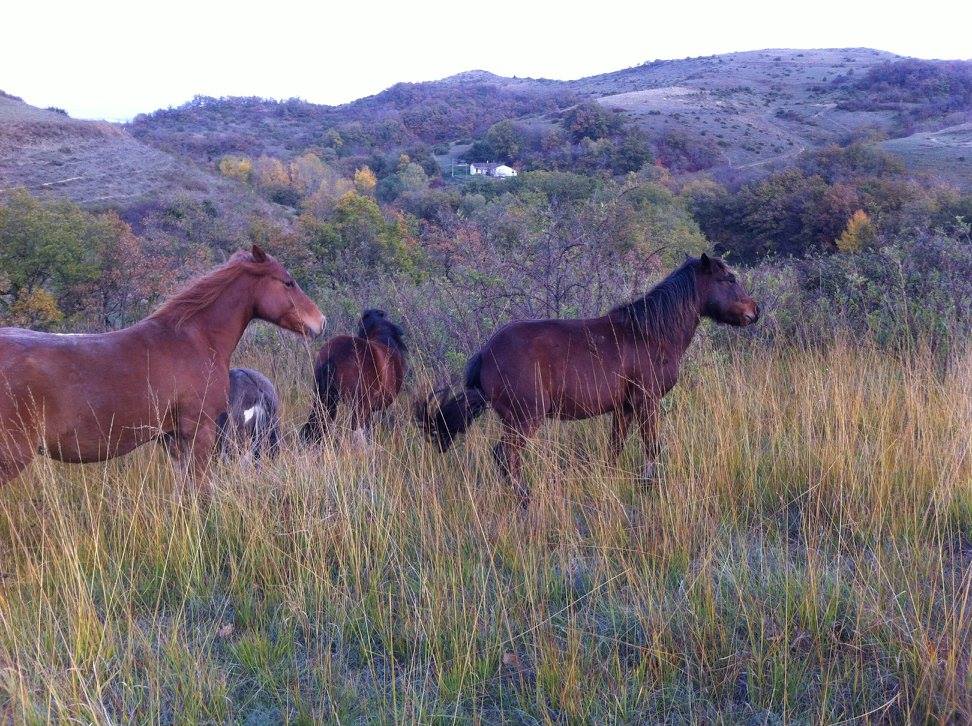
[415,352,488,452]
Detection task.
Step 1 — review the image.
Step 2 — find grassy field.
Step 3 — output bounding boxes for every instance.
[0,341,969,723]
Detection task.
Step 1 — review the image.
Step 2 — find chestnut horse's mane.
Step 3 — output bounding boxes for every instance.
[609,260,700,341]
[149,251,254,328]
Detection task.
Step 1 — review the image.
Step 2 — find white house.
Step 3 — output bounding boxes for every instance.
[469,162,518,178]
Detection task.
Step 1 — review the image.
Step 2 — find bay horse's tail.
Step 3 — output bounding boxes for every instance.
[415,352,488,452]
[301,360,339,443]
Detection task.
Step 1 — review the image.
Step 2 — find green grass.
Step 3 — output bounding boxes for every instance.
[0,341,969,722]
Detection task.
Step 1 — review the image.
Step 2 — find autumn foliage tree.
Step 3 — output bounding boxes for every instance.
[836,210,876,252]
[0,190,169,330]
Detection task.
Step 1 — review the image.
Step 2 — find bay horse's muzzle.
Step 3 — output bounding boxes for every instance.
[745,303,760,325]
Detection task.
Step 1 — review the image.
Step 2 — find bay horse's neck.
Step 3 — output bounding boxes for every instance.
[611,267,704,358]
[658,308,701,357]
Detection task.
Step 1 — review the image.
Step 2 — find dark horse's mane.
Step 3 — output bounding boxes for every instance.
[150,251,253,327]
[358,310,407,353]
[609,260,700,341]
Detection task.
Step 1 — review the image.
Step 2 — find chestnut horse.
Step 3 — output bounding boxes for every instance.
[416,254,759,503]
[0,245,324,485]
[301,309,407,448]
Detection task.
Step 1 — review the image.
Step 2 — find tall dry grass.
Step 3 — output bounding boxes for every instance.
[0,340,969,723]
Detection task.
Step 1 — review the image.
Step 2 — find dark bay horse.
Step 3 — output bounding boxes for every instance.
[301,309,407,448]
[416,254,759,503]
[0,245,324,485]
[217,368,282,460]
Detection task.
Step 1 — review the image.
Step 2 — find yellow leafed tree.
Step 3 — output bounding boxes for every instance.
[354,166,377,195]
[836,209,876,253]
[217,155,252,183]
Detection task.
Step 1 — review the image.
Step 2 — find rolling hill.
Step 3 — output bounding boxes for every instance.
[127,48,972,187]
[2,47,969,232]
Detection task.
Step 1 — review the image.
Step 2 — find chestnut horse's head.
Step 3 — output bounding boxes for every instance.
[248,245,326,337]
[694,253,760,327]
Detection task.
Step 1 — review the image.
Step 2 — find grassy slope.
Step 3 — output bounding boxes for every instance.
[880,122,972,190]
[0,340,968,722]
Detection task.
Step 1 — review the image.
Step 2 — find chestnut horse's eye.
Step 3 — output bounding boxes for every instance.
[284,280,296,288]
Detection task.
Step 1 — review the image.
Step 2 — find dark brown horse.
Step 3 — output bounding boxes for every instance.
[301,309,407,448]
[0,245,324,485]
[416,254,759,503]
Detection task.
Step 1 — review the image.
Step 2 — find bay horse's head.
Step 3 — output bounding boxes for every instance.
[695,253,760,327]
[357,309,407,352]
[248,245,326,337]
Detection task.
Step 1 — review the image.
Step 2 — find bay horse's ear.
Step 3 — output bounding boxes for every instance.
[251,244,268,263]
[699,252,712,271]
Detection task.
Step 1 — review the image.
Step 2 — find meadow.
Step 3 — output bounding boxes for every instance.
[0,337,968,723]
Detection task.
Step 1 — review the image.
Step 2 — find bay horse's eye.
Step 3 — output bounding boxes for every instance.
[284,280,296,288]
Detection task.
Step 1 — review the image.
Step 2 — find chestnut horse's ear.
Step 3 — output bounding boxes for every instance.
[251,244,268,263]
[699,252,712,271]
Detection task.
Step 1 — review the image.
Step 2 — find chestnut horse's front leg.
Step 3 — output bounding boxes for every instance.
[634,398,661,482]
[166,413,218,495]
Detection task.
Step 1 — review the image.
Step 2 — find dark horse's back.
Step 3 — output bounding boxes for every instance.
[301,331,406,441]
[476,316,631,419]
[416,315,637,450]
[218,368,281,459]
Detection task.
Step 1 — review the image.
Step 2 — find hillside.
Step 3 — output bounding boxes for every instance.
[126,48,972,186]
[0,91,284,239]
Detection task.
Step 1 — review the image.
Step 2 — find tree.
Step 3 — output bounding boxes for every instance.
[217,155,253,183]
[0,190,168,329]
[484,120,524,161]
[354,166,377,195]
[561,102,619,142]
[836,210,876,252]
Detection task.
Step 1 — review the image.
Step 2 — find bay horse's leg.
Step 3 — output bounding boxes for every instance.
[635,399,661,482]
[493,419,539,508]
[610,405,632,461]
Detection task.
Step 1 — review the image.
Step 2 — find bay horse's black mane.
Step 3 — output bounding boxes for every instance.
[358,309,407,353]
[609,260,701,340]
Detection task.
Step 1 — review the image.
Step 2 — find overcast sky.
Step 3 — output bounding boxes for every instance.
[3,0,969,121]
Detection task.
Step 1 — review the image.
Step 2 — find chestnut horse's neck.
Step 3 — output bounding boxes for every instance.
[148,269,257,364]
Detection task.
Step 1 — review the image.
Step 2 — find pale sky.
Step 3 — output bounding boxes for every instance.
[3,0,970,121]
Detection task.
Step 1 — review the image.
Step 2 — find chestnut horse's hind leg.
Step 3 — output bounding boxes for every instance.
[0,452,32,485]
[0,421,38,485]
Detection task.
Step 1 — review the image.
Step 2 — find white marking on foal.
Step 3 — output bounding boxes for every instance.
[243,405,263,425]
